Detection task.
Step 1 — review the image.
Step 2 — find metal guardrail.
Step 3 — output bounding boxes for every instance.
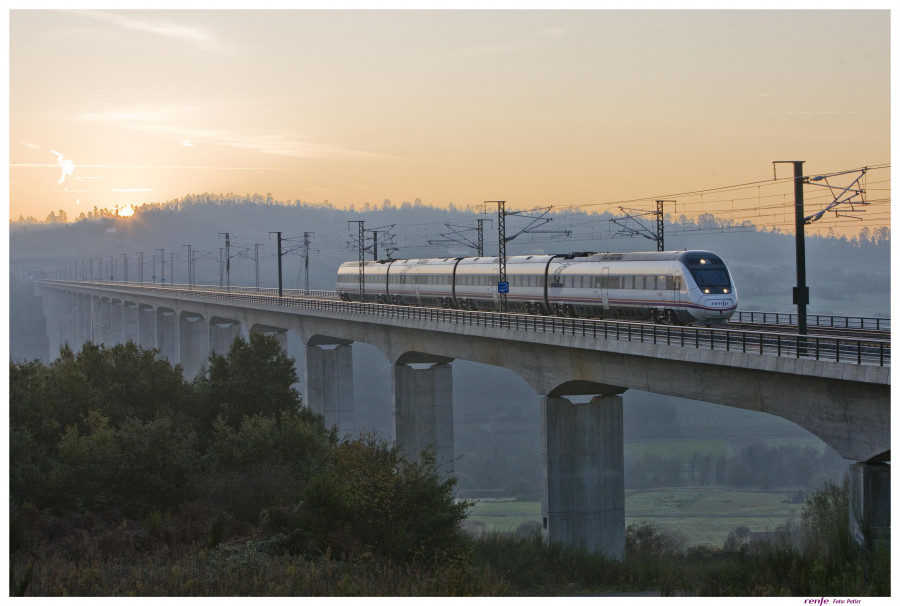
[733,310,890,332]
[41,280,890,368]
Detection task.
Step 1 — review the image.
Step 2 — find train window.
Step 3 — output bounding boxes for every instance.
[692,268,730,289]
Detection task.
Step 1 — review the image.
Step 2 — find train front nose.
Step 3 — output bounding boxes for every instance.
[699,295,736,321]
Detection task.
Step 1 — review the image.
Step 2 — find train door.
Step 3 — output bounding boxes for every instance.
[669,263,680,307]
[601,267,609,310]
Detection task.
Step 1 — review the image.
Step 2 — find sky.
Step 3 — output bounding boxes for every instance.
[6,7,892,226]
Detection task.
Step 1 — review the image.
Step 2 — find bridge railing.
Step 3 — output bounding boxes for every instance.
[733,310,890,332]
[43,281,889,367]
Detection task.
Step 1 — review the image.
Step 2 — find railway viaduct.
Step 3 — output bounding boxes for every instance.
[34,280,891,557]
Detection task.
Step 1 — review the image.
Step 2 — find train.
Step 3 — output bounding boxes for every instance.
[336,250,737,325]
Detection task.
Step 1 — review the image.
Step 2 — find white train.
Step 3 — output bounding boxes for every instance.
[336,250,737,325]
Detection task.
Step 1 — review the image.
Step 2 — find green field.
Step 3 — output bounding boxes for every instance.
[624,438,727,458]
[466,488,804,548]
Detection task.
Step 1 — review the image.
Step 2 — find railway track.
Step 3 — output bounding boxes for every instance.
[725,321,889,342]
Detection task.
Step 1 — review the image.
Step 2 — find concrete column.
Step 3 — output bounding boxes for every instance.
[78,294,92,345]
[43,290,63,359]
[306,343,355,436]
[138,305,156,349]
[392,362,454,476]
[541,395,625,559]
[98,298,112,346]
[155,308,178,363]
[123,302,139,344]
[179,312,208,380]
[60,292,76,349]
[209,319,242,356]
[110,300,125,345]
[849,462,890,550]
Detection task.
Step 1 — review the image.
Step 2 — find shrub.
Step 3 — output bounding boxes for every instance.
[277,435,472,563]
[51,411,198,516]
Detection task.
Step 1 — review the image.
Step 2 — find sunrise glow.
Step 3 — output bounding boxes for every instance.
[8,9,890,236]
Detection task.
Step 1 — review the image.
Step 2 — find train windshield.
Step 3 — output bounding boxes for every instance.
[691,268,731,291]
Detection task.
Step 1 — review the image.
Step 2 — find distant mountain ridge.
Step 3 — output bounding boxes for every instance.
[10,194,890,317]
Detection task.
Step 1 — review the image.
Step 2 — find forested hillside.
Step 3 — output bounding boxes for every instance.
[10,194,890,316]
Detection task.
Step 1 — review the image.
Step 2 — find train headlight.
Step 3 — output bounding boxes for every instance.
[703,288,710,294]
[723,288,729,294]
[699,259,707,264]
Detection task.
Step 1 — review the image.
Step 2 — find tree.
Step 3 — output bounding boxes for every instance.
[193,333,302,432]
[51,411,198,516]
[283,436,472,562]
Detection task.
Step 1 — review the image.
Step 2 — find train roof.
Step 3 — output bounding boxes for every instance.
[584,250,725,264]
[338,250,726,267]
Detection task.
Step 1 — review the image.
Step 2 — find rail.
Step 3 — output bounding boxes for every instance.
[733,310,889,331]
[39,280,890,368]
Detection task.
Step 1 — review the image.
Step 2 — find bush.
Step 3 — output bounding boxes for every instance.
[273,435,472,563]
[50,411,198,516]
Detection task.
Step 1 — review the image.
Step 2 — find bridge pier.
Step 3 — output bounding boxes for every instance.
[209,318,243,356]
[155,308,178,362]
[60,292,77,349]
[541,394,625,559]
[110,299,125,345]
[306,342,355,436]
[98,298,112,346]
[138,304,155,349]
[78,294,92,346]
[123,302,139,344]
[849,462,890,550]
[392,361,455,477]
[179,312,208,379]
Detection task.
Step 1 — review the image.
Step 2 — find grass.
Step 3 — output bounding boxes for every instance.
[467,488,805,547]
[625,438,727,457]
[11,483,888,597]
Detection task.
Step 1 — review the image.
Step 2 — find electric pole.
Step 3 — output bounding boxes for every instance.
[477,219,486,257]
[485,201,508,313]
[156,249,166,283]
[303,232,313,292]
[774,161,809,338]
[219,233,231,289]
[254,243,263,290]
[182,245,193,288]
[349,221,365,299]
[655,200,674,251]
[269,232,284,297]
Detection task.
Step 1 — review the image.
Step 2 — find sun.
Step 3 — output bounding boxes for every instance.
[117,205,135,217]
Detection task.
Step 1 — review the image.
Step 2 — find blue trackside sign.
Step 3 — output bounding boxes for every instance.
[498,281,509,294]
